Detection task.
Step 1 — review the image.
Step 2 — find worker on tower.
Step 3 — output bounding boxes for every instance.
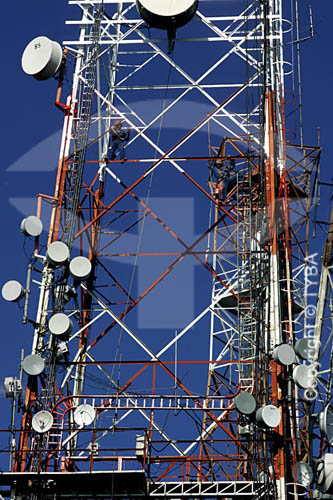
[106,120,130,163]
[214,155,236,202]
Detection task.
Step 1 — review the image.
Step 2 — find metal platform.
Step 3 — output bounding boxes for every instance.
[149,481,270,498]
[0,473,273,499]
[0,471,147,498]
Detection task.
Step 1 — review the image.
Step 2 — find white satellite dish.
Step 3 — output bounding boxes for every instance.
[320,405,333,444]
[273,344,296,366]
[21,216,43,237]
[137,0,198,29]
[255,404,281,428]
[69,256,92,281]
[316,453,333,494]
[292,364,313,389]
[32,410,54,433]
[22,36,63,81]
[294,338,314,361]
[234,392,256,415]
[22,354,45,376]
[294,461,313,487]
[2,280,24,302]
[46,241,70,267]
[74,404,96,427]
[49,313,73,340]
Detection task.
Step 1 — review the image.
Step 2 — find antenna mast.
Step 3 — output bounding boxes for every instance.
[1,1,327,499]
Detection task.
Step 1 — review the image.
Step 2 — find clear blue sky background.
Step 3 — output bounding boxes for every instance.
[0,0,332,467]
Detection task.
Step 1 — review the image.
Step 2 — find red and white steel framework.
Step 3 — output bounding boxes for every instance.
[1,1,327,499]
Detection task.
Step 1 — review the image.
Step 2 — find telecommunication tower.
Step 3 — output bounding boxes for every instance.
[2,1,331,499]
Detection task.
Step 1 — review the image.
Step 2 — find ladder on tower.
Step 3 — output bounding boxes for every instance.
[63,6,103,247]
[47,413,64,464]
[31,385,65,470]
[236,173,257,393]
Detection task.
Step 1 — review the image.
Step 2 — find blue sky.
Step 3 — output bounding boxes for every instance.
[0,0,332,471]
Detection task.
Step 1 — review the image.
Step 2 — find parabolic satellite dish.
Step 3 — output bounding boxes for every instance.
[234,392,256,415]
[294,461,313,487]
[74,404,96,427]
[46,241,70,267]
[137,0,198,30]
[22,36,63,81]
[320,404,333,444]
[32,410,54,433]
[22,354,45,376]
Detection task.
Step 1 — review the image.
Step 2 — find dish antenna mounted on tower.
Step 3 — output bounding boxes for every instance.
[137,0,198,52]
[0,1,327,499]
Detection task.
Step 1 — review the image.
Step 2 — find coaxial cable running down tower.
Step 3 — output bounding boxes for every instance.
[1,0,330,499]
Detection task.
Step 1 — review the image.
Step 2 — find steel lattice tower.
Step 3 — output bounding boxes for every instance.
[1,1,327,499]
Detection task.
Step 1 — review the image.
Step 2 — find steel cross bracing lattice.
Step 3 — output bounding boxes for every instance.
[312,203,333,459]
[62,5,103,248]
[1,1,322,500]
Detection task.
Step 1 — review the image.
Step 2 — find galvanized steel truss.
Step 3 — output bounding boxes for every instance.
[3,1,322,499]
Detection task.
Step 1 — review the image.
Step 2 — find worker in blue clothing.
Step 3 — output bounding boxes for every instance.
[107,120,130,163]
[214,155,236,202]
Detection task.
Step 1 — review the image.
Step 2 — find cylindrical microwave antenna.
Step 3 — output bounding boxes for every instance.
[136,0,198,30]
[22,36,63,80]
